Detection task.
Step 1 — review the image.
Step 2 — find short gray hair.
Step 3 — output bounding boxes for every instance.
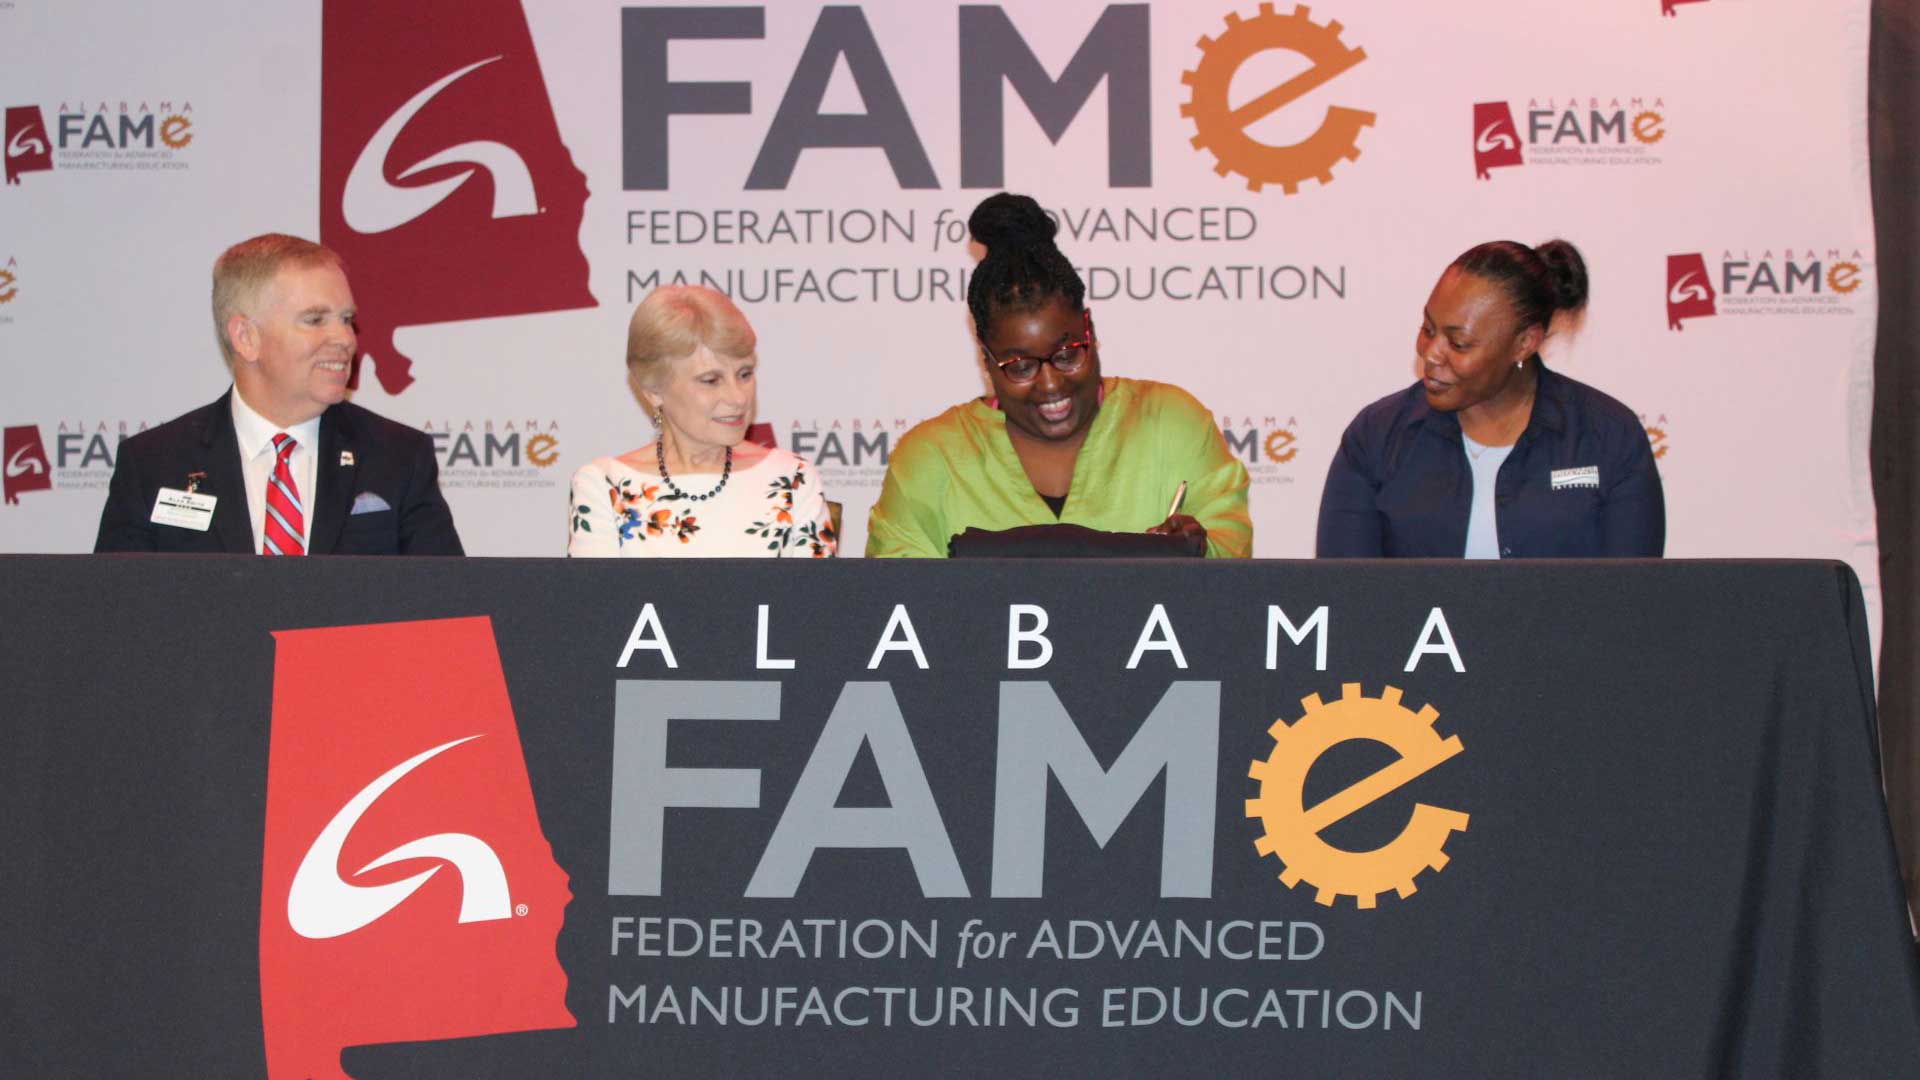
[625,285,756,389]
[211,233,344,365]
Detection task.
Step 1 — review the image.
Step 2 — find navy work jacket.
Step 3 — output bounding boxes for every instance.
[1316,363,1664,558]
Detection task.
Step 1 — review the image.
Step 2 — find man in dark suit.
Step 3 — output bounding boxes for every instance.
[94,234,463,555]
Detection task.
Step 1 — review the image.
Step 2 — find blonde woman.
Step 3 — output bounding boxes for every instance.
[568,285,835,557]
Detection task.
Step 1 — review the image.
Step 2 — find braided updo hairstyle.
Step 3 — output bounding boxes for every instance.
[966,193,1086,341]
[1451,239,1589,342]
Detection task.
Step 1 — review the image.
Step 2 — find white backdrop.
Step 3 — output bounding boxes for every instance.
[0,0,1880,624]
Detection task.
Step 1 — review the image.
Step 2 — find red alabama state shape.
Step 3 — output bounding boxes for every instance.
[1665,253,1717,331]
[3,425,53,504]
[320,0,595,394]
[259,616,573,1080]
[5,106,54,185]
[1471,102,1523,180]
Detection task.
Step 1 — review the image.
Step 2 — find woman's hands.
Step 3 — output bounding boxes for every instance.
[1147,513,1208,555]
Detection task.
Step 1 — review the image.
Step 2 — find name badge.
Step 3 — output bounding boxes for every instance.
[150,488,217,531]
[1551,466,1600,491]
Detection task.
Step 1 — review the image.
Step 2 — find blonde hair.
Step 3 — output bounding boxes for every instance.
[211,234,344,364]
[625,284,756,390]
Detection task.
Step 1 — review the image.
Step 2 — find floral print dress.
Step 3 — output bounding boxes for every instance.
[567,449,836,557]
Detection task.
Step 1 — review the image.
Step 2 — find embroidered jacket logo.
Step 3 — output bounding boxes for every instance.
[341,57,538,235]
[286,735,511,939]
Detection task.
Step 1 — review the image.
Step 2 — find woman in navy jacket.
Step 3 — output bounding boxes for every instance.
[1316,240,1664,558]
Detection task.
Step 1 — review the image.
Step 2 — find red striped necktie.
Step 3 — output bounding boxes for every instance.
[262,433,306,556]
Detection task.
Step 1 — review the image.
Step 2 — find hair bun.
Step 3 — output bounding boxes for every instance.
[968,192,1057,254]
[1534,239,1590,313]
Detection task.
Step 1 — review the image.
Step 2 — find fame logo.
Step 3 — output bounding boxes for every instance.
[789,417,907,490]
[321,0,596,395]
[1181,4,1373,195]
[4,105,53,185]
[1246,683,1468,909]
[2,424,53,504]
[422,417,564,490]
[43,100,197,176]
[260,616,573,1079]
[5,100,198,185]
[1668,247,1870,329]
[1473,96,1666,177]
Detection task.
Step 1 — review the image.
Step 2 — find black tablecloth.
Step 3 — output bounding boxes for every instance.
[1,556,1914,1078]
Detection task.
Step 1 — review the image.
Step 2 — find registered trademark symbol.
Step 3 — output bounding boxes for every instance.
[516,903,529,917]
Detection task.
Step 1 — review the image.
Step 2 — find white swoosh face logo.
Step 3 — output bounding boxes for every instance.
[342,56,539,234]
[1475,124,1516,154]
[5,445,45,477]
[286,734,512,939]
[7,127,46,158]
[1669,271,1710,304]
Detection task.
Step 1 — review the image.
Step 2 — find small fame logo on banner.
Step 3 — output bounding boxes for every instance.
[1220,414,1301,486]
[1474,96,1666,177]
[259,616,574,1079]
[1668,247,1869,328]
[788,417,908,491]
[2,424,53,504]
[4,105,53,185]
[1641,414,1672,460]
[419,417,564,491]
[1181,4,1373,195]
[1471,102,1523,180]
[1665,253,1717,331]
[320,0,596,395]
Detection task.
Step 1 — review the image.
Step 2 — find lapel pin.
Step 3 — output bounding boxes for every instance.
[185,470,206,494]
[339,451,355,466]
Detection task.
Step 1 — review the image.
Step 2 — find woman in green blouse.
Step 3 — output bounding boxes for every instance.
[865,193,1252,558]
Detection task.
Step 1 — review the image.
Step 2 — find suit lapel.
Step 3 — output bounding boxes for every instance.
[309,405,358,554]
[197,393,255,554]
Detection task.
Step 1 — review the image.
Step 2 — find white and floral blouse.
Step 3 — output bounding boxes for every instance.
[567,449,836,557]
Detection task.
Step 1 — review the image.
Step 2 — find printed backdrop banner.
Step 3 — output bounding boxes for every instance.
[0,2,1881,610]
[1,556,1915,1077]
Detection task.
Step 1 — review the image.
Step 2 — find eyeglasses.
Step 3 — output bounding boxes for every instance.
[984,310,1095,384]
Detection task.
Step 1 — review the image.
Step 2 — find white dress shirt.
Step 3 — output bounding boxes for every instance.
[230,388,321,554]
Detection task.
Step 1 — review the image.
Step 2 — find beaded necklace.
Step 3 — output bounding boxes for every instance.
[656,438,732,501]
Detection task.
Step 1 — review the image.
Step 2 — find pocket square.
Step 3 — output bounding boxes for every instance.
[350,491,392,515]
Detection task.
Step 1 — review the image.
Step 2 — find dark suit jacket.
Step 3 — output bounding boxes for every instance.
[94,392,464,555]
